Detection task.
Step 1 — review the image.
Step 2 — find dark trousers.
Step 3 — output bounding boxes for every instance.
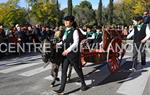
[59,57,86,91]
[132,42,146,68]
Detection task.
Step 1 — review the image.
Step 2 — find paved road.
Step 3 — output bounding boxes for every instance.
[1,40,150,95]
[0,53,150,95]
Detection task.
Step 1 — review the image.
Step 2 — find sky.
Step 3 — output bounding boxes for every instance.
[0,0,110,9]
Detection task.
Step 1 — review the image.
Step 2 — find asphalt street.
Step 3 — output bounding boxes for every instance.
[0,41,150,95]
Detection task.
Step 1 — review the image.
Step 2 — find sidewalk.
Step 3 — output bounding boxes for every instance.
[143,71,150,95]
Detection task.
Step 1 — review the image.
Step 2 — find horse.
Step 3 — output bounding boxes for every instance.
[41,32,73,87]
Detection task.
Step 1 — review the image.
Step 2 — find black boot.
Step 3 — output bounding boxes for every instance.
[56,77,60,81]
[50,81,55,87]
[80,84,88,91]
[53,88,64,94]
[141,61,146,66]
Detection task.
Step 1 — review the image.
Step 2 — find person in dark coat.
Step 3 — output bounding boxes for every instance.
[0,26,6,57]
[26,26,34,43]
[143,11,150,24]
[32,25,41,43]
[41,26,48,42]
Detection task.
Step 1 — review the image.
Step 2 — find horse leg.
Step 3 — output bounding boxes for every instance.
[54,64,60,81]
[50,63,60,87]
[50,64,56,87]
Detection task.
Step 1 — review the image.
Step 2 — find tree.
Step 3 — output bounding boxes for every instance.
[56,0,59,11]
[73,1,96,26]
[80,0,92,9]
[144,0,150,11]
[0,0,27,28]
[122,0,149,15]
[55,0,63,26]
[111,0,150,25]
[26,0,38,7]
[68,0,72,15]
[109,0,114,25]
[97,0,103,26]
[28,0,60,26]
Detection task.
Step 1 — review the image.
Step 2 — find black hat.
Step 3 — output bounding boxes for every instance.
[96,26,102,29]
[134,16,143,21]
[86,25,93,29]
[63,15,75,22]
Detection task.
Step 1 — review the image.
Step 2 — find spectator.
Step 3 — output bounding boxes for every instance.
[0,25,6,57]
[32,25,41,43]
[143,11,150,24]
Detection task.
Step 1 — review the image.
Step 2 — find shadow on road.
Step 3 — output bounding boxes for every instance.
[51,60,150,94]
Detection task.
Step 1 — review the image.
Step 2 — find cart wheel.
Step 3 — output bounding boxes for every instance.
[119,49,126,63]
[107,58,120,73]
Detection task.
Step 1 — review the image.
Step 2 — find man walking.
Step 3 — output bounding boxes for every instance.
[127,16,150,71]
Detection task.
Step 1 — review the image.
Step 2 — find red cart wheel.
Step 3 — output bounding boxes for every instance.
[107,57,120,73]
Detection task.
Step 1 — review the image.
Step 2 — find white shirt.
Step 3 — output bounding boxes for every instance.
[57,28,79,52]
[127,24,150,41]
[79,28,95,39]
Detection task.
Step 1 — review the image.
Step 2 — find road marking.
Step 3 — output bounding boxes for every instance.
[41,90,77,95]
[44,68,76,81]
[19,64,51,77]
[117,64,150,95]
[41,90,57,95]
[0,55,41,65]
[75,80,92,86]
[0,62,43,73]
[84,62,94,66]
[44,71,61,81]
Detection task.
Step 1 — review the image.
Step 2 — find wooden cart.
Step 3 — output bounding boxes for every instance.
[81,28,126,73]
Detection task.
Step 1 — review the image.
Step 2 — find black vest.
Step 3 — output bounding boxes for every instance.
[62,28,80,62]
[94,32,102,43]
[86,31,94,38]
[63,28,74,49]
[133,24,146,43]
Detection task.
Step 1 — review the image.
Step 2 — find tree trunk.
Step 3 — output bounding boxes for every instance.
[97,0,103,26]
[68,0,72,15]
[109,0,114,25]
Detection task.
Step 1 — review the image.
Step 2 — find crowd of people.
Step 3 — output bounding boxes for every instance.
[0,24,61,58]
[0,23,129,58]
